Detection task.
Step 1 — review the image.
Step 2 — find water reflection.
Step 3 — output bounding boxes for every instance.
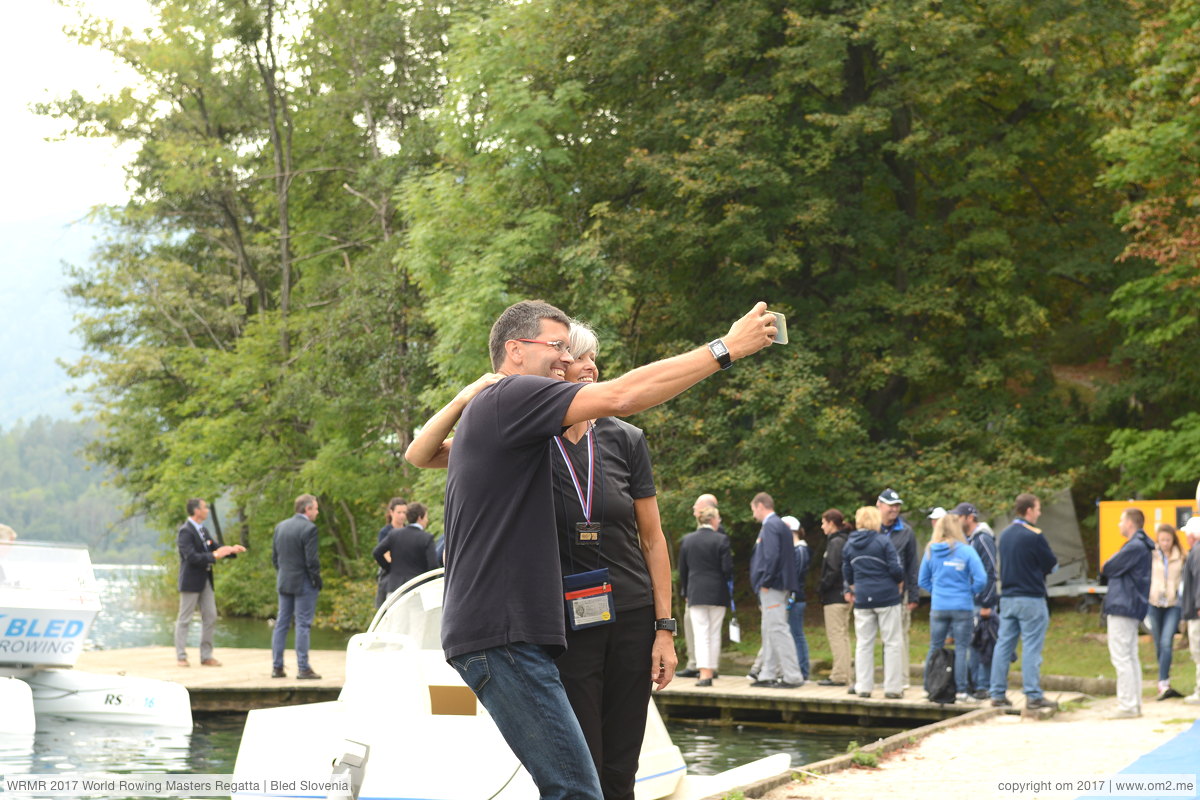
[86,566,352,652]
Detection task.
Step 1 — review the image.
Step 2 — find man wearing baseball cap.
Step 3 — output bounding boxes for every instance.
[877,488,918,687]
[783,515,811,681]
[955,501,998,699]
[1180,515,1200,705]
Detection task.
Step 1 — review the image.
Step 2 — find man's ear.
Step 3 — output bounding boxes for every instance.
[503,339,524,367]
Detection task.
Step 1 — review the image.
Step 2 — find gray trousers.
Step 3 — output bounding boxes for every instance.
[758,587,803,683]
[176,582,216,661]
[854,604,903,694]
[683,601,697,671]
[1107,614,1142,713]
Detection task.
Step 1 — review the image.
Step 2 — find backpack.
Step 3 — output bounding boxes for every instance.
[924,647,956,704]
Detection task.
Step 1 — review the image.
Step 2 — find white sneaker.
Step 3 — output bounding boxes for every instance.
[956,692,978,704]
[1184,694,1200,705]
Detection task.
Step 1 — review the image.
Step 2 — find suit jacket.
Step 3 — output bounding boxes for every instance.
[372,524,438,595]
[678,526,732,607]
[750,513,799,594]
[177,519,219,593]
[273,513,322,593]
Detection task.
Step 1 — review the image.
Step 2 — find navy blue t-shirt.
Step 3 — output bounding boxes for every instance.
[441,374,586,660]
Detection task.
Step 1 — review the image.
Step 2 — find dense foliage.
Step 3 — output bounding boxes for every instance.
[41,0,1200,626]
[0,418,158,563]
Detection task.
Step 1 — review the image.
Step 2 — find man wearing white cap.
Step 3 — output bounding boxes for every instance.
[877,488,918,687]
[1181,515,1200,705]
[784,515,811,681]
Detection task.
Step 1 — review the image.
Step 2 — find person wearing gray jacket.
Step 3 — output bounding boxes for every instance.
[271,493,323,680]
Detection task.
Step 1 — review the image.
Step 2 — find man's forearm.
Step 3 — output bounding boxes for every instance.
[565,348,718,425]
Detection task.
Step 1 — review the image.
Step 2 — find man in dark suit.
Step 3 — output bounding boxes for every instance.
[748,492,804,688]
[175,498,245,667]
[271,493,323,679]
[372,502,438,605]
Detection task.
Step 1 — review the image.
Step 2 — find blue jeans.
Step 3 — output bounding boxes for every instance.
[1147,605,1182,683]
[927,609,973,694]
[989,595,1049,700]
[450,643,603,800]
[272,582,318,671]
[967,606,992,693]
[788,600,810,680]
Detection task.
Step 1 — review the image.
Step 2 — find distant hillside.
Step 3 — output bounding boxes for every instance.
[0,214,100,427]
[0,417,164,563]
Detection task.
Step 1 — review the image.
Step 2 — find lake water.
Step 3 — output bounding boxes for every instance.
[1,566,897,795]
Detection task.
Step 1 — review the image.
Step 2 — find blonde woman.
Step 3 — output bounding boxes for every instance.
[1149,523,1184,700]
[841,505,905,698]
[918,513,986,702]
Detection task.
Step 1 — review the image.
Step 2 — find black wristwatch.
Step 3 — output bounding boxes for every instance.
[654,618,677,635]
[707,339,732,370]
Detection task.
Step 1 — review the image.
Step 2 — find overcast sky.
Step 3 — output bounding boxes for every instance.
[0,1,150,427]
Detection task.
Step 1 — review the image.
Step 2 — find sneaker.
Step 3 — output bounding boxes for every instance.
[695,678,713,687]
[817,679,846,686]
[771,681,804,689]
[857,691,872,698]
[1183,694,1200,705]
[745,671,759,681]
[991,696,1012,707]
[1025,697,1058,711]
[956,692,978,704]
[848,685,858,694]
[973,689,990,701]
[296,669,322,680]
[884,691,903,699]
[1156,687,1183,701]
[271,667,286,678]
[1106,708,1141,719]
[750,679,779,688]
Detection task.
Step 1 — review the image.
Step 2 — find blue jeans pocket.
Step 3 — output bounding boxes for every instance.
[449,653,492,693]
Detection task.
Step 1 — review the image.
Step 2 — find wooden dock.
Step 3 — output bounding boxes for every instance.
[74,647,1075,723]
[75,647,344,712]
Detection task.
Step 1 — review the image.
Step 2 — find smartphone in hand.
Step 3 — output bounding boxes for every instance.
[769,311,788,345]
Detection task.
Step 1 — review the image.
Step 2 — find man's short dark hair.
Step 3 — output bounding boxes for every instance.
[295,493,318,515]
[488,300,571,370]
[752,492,774,510]
[406,502,428,524]
[186,498,205,517]
[1015,493,1039,517]
[1122,508,1145,530]
[388,497,408,512]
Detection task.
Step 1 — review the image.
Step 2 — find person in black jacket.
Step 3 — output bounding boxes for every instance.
[817,508,853,686]
[843,505,905,698]
[271,493,323,680]
[1181,516,1200,705]
[678,506,732,687]
[373,502,439,604]
[374,497,407,607]
[174,498,244,667]
[1100,508,1155,718]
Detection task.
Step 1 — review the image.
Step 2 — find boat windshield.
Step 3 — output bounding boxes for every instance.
[369,570,443,650]
[0,541,100,601]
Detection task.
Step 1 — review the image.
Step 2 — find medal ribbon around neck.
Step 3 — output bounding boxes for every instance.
[554,426,595,523]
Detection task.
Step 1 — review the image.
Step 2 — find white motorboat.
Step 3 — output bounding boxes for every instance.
[0,540,193,732]
[233,569,789,800]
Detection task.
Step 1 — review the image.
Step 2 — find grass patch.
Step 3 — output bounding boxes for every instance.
[844,741,879,768]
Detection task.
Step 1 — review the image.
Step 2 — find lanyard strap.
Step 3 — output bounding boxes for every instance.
[553,427,595,523]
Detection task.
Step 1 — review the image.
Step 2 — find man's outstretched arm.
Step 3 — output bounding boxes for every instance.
[562,302,777,426]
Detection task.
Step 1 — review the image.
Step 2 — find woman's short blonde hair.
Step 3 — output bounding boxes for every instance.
[568,320,600,361]
[0,523,17,542]
[855,505,881,531]
[696,506,719,525]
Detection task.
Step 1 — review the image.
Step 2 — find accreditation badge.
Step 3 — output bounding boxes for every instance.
[574,521,602,546]
[562,567,615,630]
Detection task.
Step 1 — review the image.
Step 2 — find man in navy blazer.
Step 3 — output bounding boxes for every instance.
[748,492,804,688]
[271,493,323,679]
[175,498,244,667]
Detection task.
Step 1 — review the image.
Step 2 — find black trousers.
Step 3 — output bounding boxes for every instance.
[556,604,655,800]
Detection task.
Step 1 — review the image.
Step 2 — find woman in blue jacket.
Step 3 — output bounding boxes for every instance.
[918,513,986,702]
[843,505,905,698]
